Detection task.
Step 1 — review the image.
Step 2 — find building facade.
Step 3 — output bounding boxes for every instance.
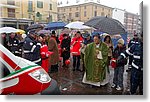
[23,0,58,23]
[0,0,31,29]
[0,0,58,29]
[113,8,141,38]
[139,1,143,34]
[58,2,113,23]
[124,12,140,37]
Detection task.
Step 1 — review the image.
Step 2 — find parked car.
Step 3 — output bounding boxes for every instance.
[0,44,60,95]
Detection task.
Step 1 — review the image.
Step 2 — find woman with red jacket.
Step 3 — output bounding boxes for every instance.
[38,34,53,72]
[71,31,83,71]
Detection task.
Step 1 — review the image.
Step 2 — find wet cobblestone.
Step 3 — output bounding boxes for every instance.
[49,64,132,95]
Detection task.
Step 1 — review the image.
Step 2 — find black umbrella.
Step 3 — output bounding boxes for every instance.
[84,16,127,34]
[27,24,44,31]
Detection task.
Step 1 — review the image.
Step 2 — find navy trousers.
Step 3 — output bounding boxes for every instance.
[73,55,81,70]
[130,68,143,95]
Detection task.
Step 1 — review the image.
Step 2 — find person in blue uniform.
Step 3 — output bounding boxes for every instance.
[127,34,141,72]
[23,29,42,65]
[117,33,143,95]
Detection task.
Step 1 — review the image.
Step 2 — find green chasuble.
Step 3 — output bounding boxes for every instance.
[84,42,108,82]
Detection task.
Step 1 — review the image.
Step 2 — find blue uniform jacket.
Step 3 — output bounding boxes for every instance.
[23,35,41,65]
[121,41,143,71]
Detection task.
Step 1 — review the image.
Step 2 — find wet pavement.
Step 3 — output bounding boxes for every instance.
[49,62,132,95]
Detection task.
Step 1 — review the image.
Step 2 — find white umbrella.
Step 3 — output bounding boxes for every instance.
[100,33,109,36]
[0,27,18,34]
[65,21,91,30]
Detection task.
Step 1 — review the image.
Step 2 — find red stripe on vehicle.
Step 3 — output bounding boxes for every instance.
[0,50,21,70]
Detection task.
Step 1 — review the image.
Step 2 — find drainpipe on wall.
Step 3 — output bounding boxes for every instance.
[16,19,19,29]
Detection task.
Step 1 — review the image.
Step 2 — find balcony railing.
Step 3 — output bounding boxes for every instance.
[8,12,15,18]
[0,4,19,9]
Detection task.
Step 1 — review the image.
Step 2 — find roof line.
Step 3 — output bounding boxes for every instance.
[58,2,114,9]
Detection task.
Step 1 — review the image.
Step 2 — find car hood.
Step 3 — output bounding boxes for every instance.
[16,56,38,69]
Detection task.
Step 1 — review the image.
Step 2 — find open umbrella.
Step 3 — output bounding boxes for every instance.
[16,29,25,34]
[65,21,91,30]
[45,21,66,30]
[84,16,127,34]
[61,29,71,34]
[37,30,51,35]
[0,27,18,34]
[27,24,43,31]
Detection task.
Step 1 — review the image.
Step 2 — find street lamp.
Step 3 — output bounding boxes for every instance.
[45,11,58,22]
[58,13,71,23]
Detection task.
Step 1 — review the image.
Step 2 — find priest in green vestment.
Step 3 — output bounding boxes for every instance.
[82,35,109,86]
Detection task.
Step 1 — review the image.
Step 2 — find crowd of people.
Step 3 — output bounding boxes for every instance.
[0,26,143,95]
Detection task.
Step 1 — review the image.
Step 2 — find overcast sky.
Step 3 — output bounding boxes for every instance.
[57,0,143,14]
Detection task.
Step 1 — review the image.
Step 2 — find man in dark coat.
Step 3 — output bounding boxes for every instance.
[23,29,41,65]
[51,30,60,44]
[61,34,71,67]
[0,33,8,49]
[7,32,21,56]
